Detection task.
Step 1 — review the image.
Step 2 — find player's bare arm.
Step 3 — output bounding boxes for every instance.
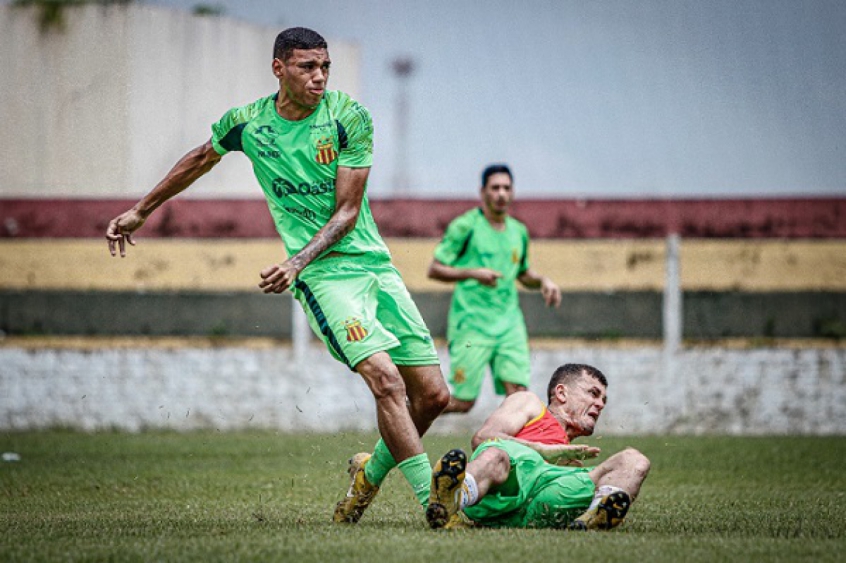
[427,259,502,287]
[259,166,369,294]
[518,269,562,307]
[106,140,222,257]
[472,391,598,463]
[471,391,544,449]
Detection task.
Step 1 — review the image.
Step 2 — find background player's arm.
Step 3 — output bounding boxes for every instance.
[472,391,599,464]
[427,259,502,287]
[106,140,222,257]
[259,166,369,294]
[518,268,562,308]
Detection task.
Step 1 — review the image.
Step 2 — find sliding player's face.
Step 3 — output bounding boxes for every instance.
[560,375,607,436]
[481,172,513,217]
[276,48,331,109]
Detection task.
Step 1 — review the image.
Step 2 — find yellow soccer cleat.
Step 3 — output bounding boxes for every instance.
[443,511,476,530]
[333,452,380,524]
[568,490,631,531]
[425,449,467,529]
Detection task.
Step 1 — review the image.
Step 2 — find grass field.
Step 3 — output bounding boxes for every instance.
[2,431,845,562]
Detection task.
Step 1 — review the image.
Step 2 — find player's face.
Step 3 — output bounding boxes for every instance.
[559,375,607,437]
[274,48,331,110]
[481,172,513,217]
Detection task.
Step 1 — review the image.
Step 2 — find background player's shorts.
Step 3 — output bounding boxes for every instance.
[463,440,595,529]
[293,254,439,369]
[447,324,530,401]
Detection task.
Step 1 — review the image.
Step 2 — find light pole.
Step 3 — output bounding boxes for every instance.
[391,56,415,195]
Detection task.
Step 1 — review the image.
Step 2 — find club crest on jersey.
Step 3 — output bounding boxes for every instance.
[512,249,520,264]
[453,368,466,384]
[314,136,337,164]
[344,318,368,342]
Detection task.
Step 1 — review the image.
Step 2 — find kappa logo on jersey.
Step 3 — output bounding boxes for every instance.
[314,136,338,164]
[344,318,368,342]
[252,125,278,147]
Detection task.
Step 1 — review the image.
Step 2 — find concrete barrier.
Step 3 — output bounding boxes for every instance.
[1,340,843,435]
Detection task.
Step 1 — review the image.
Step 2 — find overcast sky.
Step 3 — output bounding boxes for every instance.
[150,0,845,198]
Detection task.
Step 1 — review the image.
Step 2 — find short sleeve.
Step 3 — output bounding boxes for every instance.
[211,104,257,155]
[433,213,476,266]
[517,224,530,276]
[336,99,374,168]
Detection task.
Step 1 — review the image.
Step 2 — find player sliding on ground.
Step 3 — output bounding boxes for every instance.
[426,363,650,530]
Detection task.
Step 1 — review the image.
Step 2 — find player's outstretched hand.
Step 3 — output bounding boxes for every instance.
[106,209,146,257]
[259,261,301,294]
[545,444,601,466]
[541,277,562,308]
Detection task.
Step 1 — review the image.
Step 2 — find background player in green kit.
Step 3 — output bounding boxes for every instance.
[105,27,449,524]
[426,363,651,531]
[428,164,562,413]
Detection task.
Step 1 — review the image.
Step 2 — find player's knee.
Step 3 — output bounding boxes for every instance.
[356,356,408,401]
[427,383,451,413]
[450,397,476,413]
[366,369,408,402]
[410,381,450,416]
[622,447,651,479]
[478,447,511,482]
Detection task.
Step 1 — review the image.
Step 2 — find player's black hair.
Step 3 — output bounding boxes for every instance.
[481,163,513,187]
[273,27,328,61]
[546,363,608,402]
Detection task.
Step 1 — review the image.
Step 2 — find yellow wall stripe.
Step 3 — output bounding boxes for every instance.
[1,238,844,292]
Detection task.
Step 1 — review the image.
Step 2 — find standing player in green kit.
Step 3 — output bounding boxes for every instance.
[105,27,449,524]
[428,164,562,413]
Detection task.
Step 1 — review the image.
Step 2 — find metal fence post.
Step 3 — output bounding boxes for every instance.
[292,294,310,364]
[663,233,682,355]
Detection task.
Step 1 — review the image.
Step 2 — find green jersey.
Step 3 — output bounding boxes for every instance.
[433,208,530,339]
[210,91,390,262]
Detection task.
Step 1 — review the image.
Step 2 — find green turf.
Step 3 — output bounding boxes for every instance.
[1,431,844,562]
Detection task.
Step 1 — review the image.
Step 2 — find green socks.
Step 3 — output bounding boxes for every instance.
[397,453,432,508]
[364,439,432,508]
[364,439,397,486]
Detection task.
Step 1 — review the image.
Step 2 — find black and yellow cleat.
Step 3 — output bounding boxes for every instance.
[426,449,467,529]
[333,453,380,524]
[568,490,631,531]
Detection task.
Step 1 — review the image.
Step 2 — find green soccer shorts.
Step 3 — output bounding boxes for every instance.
[447,324,530,401]
[463,439,595,529]
[292,254,439,369]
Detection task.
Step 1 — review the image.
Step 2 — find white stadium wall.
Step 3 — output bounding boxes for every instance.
[1,343,843,435]
[0,3,360,198]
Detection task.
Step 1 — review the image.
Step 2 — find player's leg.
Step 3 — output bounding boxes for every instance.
[399,364,450,436]
[354,363,448,518]
[464,445,511,497]
[569,448,651,531]
[292,260,431,523]
[490,323,531,397]
[345,262,447,515]
[587,447,651,500]
[458,441,553,529]
[441,337,493,413]
[426,445,511,529]
[502,382,528,394]
[334,352,431,523]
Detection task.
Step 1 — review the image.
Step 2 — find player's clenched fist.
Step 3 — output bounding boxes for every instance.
[259,262,300,294]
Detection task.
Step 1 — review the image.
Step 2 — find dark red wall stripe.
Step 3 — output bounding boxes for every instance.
[1,197,843,239]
